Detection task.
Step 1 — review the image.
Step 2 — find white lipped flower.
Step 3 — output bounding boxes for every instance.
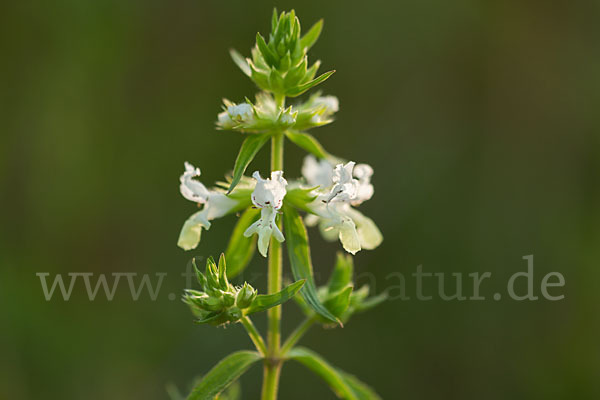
[244,171,288,257]
[302,156,382,255]
[178,162,237,251]
[313,95,339,114]
[217,103,255,129]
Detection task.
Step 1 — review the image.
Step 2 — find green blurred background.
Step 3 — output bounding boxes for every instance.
[1,0,599,398]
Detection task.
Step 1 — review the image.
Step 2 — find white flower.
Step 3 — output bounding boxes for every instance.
[279,111,296,126]
[325,162,358,203]
[177,162,237,250]
[244,171,288,257]
[309,95,339,124]
[302,157,382,255]
[302,155,334,189]
[351,163,374,205]
[180,162,210,203]
[228,103,254,122]
[313,96,339,114]
[217,103,255,129]
[217,110,234,128]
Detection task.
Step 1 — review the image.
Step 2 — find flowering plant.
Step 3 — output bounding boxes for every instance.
[174,10,385,399]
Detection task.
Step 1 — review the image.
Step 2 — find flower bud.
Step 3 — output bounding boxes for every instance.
[226,307,243,322]
[199,296,223,312]
[236,283,257,309]
[222,292,236,308]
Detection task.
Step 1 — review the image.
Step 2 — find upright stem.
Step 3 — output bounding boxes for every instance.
[262,93,285,400]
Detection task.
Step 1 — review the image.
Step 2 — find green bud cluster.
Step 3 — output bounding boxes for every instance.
[184,254,257,326]
[231,9,334,98]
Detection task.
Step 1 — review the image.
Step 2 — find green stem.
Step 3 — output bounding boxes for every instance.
[280,317,315,356]
[241,316,267,356]
[262,93,286,400]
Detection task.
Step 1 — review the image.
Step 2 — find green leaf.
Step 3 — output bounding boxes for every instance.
[283,205,339,323]
[288,347,358,399]
[284,56,307,87]
[328,252,354,294]
[229,49,251,77]
[303,60,321,82]
[285,131,329,159]
[337,370,382,400]
[228,133,270,193]
[245,279,306,315]
[324,285,353,318]
[224,208,259,278]
[300,19,323,51]
[286,70,335,97]
[186,351,261,400]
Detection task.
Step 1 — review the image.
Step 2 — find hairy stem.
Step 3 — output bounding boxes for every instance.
[280,317,315,356]
[241,316,267,356]
[262,93,286,400]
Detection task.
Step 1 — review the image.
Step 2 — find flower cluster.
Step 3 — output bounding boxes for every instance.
[177,156,382,257]
[177,162,251,251]
[302,156,382,255]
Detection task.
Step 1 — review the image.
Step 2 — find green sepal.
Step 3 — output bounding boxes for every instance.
[224,208,259,278]
[227,133,270,193]
[268,68,285,93]
[186,351,261,400]
[283,205,339,324]
[218,253,229,290]
[256,32,278,68]
[300,19,323,51]
[286,70,335,97]
[303,60,321,83]
[192,258,207,290]
[323,285,353,319]
[245,279,306,315]
[205,257,220,290]
[284,131,329,159]
[284,56,308,87]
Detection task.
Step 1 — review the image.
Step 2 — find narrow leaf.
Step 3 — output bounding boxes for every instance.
[228,133,270,193]
[229,49,251,77]
[288,347,357,400]
[283,205,339,323]
[337,370,382,400]
[225,208,259,278]
[286,70,335,97]
[285,131,329,159]
[300,19,323,51]
[187,351,261,400]
[246,279,305,315]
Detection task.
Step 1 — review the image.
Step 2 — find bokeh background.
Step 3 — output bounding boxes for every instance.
[1,0,599,399]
